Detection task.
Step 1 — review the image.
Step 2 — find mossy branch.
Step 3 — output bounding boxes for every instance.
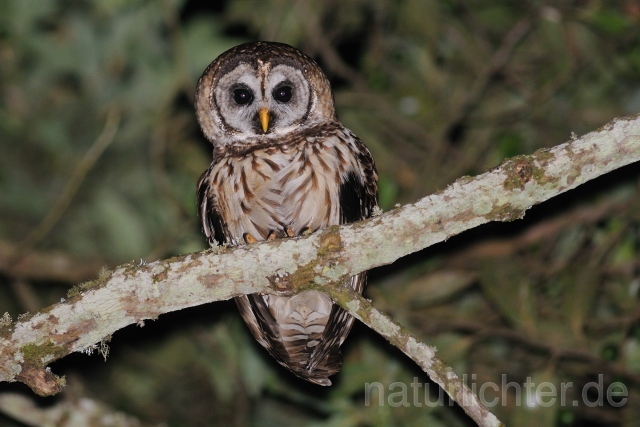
[1,114,639,426]
[327,285,504,427]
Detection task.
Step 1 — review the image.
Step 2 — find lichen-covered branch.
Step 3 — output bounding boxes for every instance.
[1,115,639,421]
[327,286,504,427]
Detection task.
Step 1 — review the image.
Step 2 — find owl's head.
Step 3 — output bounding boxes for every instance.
[195,41,337,146]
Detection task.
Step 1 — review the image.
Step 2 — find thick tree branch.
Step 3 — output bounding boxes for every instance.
[1,115,639,424]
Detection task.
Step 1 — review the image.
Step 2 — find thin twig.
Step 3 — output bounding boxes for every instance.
[328,287,504,427]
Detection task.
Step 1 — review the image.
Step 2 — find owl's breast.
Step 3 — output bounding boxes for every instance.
[212,141,343,243]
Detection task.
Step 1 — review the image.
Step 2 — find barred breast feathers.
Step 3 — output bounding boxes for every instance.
[201,123,375,245]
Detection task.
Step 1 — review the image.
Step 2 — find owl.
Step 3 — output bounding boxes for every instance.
[195,42,378,386]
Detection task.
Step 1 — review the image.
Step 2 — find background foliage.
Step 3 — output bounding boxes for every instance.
[1,0,640,426]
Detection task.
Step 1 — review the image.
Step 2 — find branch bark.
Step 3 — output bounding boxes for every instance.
[1,114,639,425]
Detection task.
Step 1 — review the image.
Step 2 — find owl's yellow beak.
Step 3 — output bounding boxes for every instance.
[259,108,270,133]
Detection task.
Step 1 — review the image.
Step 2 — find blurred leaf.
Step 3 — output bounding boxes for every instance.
[589,9,632,36]
[402,270,476,307]
[560,265,600,339]
[479,259,537,334]
[624,338,640,373]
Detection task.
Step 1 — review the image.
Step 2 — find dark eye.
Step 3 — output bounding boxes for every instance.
[233,88,253,105]
[273,85,292,103]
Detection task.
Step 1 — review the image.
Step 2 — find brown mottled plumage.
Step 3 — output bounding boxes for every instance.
[195,42,377,385]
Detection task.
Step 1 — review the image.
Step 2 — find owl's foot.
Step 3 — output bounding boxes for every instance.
[299,227,313,237]
[265,229,290,240]
[256,227,312,243]
[243,233,259,244]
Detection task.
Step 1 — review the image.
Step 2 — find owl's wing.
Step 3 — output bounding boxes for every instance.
[307,139,378,374]
[197,166,228,246]
[338,170,378,224]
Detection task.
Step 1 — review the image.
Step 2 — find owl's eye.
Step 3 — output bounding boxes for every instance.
[273,86,292,103]
[233,88,254,105]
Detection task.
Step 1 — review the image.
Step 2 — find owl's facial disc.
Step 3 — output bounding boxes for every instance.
[263,64,311,132]
[213,63,313,137]
[213,63,262,135]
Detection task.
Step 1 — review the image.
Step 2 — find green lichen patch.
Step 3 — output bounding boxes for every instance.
[264,225,350,298]
[267,261,317,295]
[67,266,113,298]
[22,340,68,367]
[317,226,342,256]
[532,147,555,165]
[97,266,112,281]
[502,155,534,190]
[67,279,100,298]
[502,151,557,190]
[531,164,552,186]
[324,285,360,312]
[290,261,316,289]
[455,175,475,186]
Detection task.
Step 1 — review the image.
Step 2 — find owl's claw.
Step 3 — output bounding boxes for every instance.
[299,227,313,237]
[254,228,292,242]
[246,227,313,244]
[243,233,259,244]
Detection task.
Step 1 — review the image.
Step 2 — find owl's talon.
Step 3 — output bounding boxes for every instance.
[285,226,295,237]
[299,227,313,237]
[243,233,259,244]
[266,230,277,241]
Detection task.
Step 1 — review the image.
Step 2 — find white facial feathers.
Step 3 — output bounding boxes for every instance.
[211,63,312,138]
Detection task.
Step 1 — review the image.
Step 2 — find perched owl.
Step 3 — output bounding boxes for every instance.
[195,42,378,386]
